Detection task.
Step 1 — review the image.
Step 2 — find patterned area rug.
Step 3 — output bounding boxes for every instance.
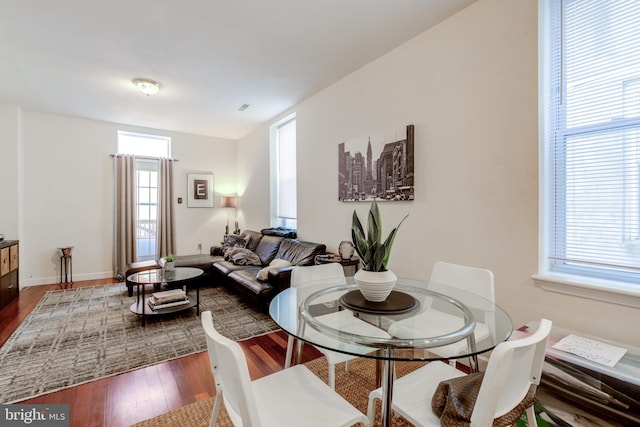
[0,283,279,403]
[133,357,425,427]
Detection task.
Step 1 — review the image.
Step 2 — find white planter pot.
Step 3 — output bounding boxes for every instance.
[164,261,175,271]
[353,269,397,302]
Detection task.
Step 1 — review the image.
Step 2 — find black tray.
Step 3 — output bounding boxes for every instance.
[339,290,419,315]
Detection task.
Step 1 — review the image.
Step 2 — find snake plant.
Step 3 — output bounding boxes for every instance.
[351,200,408,272]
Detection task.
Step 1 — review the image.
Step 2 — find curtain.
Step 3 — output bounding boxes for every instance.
[113,154,136,278]
[157,158,175,258]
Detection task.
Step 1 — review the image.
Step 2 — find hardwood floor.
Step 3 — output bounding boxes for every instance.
[0,278,321,427]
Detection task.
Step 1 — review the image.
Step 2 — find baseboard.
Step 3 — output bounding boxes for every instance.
[22,271,114,287]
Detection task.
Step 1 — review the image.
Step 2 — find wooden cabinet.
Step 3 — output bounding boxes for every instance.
[0,240,19,309]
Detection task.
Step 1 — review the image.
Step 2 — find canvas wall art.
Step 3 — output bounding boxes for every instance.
[338,124,414,202]
[187,172,214,207]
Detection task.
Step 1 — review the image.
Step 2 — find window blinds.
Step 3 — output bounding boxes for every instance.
[547,0,640,282]
[276,118,297,220]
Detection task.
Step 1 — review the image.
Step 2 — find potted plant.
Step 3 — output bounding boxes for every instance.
[163,254,175,271]
[351,200,408,301]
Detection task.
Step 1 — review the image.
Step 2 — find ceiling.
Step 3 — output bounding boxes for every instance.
[0,0,476,140]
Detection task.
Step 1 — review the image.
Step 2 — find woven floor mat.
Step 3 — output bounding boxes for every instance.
[133,356,427,427]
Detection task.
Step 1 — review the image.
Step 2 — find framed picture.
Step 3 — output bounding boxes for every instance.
[338,124,415,202]
[187,172,214,208]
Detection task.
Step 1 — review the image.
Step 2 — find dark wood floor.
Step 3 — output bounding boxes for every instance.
[0,278,321,427]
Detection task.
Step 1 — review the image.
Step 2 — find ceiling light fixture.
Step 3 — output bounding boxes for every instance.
[132,78,162,96]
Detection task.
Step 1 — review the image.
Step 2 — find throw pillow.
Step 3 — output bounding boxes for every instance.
[223,234,247,250]
[213,234,247,256]
[226,247,262,266]
[256,258,292,281]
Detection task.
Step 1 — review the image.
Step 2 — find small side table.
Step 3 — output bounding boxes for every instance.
[314,253,360,276]
[58,246,74,286]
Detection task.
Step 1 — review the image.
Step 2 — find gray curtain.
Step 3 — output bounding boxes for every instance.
[157,158,175,258]
[113,154,136,278]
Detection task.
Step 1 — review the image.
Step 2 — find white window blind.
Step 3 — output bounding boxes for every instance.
[276,117,297,221]
[546,0,640,283]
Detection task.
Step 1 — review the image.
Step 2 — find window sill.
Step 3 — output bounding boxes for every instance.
[532,274,640,308]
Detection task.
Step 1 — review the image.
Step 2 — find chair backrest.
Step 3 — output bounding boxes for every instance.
[202,311,262,427]
[430,261,495,302]
[290,263,347,304]
[470,318,552,426]
[430,261,496,334]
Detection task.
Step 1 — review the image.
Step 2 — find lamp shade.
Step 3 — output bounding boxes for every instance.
[221,196,237,208]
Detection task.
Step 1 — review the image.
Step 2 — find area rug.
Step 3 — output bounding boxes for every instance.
[133,357,426,427]
[0,283,279,403]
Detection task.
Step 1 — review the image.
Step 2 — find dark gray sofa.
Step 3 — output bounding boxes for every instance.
[211,228,326,309]
[125,227,326,308]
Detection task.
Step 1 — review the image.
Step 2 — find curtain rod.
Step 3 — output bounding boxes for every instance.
[109,154,179,162]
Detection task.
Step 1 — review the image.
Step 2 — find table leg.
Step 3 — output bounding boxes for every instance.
[196,285,200,315]
[381,348,395,427]
[466,332,479,372]
[141,284,146,327]
[294,311,306,365]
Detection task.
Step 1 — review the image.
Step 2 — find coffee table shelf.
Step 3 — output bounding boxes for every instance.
[127,267,203,326]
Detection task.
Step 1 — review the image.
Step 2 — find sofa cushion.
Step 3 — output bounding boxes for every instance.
[261,227,297,238]
[173,254,224,271]
[228,268,274,299]
[256,258,293,280]
[213,260,253,276]
[254,235,285,265]
[275,239,327,266]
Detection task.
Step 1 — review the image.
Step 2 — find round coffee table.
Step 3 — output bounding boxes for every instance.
[128,267,203,326]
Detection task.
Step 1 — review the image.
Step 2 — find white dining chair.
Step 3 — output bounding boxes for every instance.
[285,262,390,389]
[201,310,370,427]
[367,318,552,427]
[387,261,495,368]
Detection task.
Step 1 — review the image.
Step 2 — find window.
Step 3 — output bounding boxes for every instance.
[271,115,297,229]
[117,131,171,261]
[538,0,640,304]
[118,131,171,158]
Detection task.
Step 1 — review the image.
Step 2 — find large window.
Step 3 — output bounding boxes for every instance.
[539,1,640,303]
[271,115,297,229]
[117,131,171,261]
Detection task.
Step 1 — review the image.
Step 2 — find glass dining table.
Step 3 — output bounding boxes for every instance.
[269,278,513,427]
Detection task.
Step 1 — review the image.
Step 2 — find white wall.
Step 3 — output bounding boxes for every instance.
[0,105,22,239]
[9,111,236,285]
[237,0,639,346]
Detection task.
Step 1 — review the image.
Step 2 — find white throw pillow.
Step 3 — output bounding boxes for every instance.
[256,258,292,280]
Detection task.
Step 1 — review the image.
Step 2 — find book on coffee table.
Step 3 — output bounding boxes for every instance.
[148,289,189,310]
[148,298,190,310]
[151,289,186,302]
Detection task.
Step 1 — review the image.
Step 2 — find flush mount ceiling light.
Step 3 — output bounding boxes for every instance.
[132,78,161,96]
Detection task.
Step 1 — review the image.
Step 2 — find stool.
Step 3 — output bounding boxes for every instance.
[59,246,74,285]
[125,260,160,296]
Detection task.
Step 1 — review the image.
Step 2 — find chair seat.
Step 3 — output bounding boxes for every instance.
[253,364,368,427]
[304,310,389,363]
[388,309,490,358]
[368,361,465,426]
